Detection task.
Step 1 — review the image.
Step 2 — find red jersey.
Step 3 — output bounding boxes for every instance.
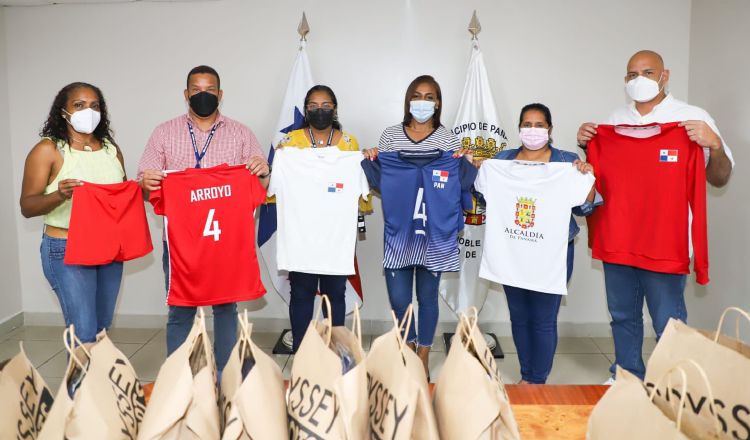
[586,122,709,284]
[65,180,153,265]
[149,164,267,306]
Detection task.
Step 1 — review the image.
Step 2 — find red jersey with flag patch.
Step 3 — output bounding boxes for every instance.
[149,164,267,306]
[586,122,709,284]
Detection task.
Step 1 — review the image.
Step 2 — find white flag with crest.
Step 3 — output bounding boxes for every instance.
[440,41,508,314]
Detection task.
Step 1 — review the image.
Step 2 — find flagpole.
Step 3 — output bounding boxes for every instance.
[441,10,505,359]
[269,11,314,356]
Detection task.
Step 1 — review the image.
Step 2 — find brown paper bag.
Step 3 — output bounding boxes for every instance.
[138,308,220,440]
[287,295,369,439]
[588,365,696,440]
[38,326,145,440]
[646,308,750,440]
[0,342,54,439]
[366,305,439,440]
[433,309,520,440]
[220,311,288,440]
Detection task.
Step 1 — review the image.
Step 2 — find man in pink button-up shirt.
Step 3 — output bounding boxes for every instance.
[137,65,270,374]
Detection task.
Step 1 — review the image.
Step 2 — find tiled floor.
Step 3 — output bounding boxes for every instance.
[0,325,656,392]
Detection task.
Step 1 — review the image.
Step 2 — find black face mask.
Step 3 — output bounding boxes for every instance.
[189,91,219,117]
[306,108,335,130]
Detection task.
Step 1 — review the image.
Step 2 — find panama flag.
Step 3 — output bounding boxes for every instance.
[432,170,449,183]
[439,40,508,314]
[256,41,363,311]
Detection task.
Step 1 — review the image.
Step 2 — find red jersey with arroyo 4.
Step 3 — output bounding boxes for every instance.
[586,122,709,284]
[150,164,267,306]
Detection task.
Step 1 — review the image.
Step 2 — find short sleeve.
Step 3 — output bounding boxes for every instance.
[266,148,282,198]
[378,128,392,151]
[240,125,264,164]
[446,128,461,151]
[248,173,268,209]
[459,157,478,191]
[276,133,293,150]
[474,163,489,195]
[699,110,735,168]
[148,188,165,215]
[360,158,381,190]
[359,163,371,200]
[344,132,360,152]
[137,126,167,180]
[567,166,596,208]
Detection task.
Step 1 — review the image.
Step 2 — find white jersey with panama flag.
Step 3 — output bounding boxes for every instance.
[439,38,509,314]
[256,38,364,314]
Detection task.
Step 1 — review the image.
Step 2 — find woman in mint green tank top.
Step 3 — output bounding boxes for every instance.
[19,82,127,343]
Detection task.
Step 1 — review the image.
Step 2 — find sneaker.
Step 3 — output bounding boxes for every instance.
[602,377,616,386]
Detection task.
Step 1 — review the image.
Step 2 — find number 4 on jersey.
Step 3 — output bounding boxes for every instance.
[203,208,222,241]
[413,188,427,235]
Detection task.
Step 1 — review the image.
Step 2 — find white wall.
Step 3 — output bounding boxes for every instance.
[5,0,697,333]
[686,0,750,331]
[0,7,23,326]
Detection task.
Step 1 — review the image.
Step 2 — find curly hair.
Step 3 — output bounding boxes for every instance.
[40,82,114,146]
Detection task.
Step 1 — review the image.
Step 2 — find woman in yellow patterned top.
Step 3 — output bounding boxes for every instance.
[276,85,369,351]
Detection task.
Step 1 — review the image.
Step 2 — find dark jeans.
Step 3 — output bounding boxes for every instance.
[384,266,441,347]
[288,271,347,351]
[502,241,574,384]
[162,241,237,373]
[41,234,123,343]
[603,262,687,380]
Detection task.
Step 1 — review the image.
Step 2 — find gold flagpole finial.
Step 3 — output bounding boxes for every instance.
[298,12,310,41]
[468,10,481,40]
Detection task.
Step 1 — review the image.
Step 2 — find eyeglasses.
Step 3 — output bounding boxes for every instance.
[306,103,335,111]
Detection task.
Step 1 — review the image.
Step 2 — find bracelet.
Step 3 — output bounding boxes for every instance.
[258,167,272,179]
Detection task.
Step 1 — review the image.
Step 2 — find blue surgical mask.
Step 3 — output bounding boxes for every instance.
[409,100,436,123]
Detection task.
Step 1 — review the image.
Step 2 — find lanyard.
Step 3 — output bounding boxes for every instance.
[187,122,218,168]
[308,127,335,148]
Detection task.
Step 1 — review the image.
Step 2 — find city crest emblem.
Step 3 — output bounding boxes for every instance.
[515,197,536,229]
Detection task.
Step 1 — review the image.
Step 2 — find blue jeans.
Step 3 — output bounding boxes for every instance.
[384,266,441,347]
[40,234,123,343]
[603,262,687,380]
[288,272,347,351]
[162,242,237,373]
[503,241,574,384]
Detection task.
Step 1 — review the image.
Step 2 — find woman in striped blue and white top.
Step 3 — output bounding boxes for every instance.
[364,75,464,377]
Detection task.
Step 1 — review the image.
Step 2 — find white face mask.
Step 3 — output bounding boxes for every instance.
[625,73,663,103]
[519,127,550,150]
[64,108,101,134]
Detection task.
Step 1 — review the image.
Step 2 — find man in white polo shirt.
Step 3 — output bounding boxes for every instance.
[576,50,735,382]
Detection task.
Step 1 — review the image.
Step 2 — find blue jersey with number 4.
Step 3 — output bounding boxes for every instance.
[361,150,477,272]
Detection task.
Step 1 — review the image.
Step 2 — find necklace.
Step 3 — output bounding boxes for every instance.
[308,127,335,148]
[70,136,94,152]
